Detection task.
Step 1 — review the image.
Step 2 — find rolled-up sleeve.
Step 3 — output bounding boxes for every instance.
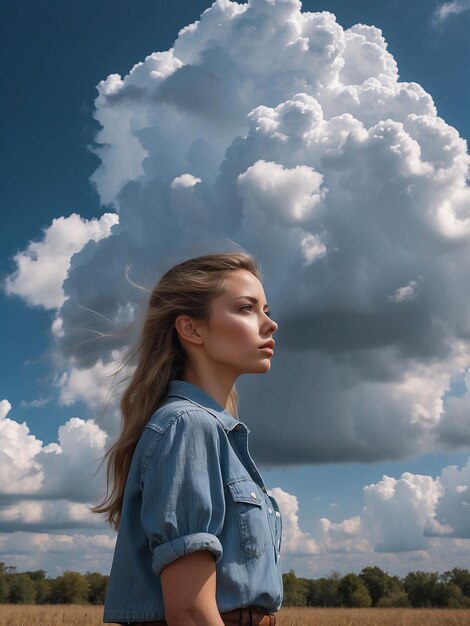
[141,410,226,576]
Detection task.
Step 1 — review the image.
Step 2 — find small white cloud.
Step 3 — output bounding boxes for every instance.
[3,212,118,309]
[171,173,202,188]
[388,279,419,303]
[20,397,52,409]
[238,159,325,225]
[433,0,470,24]
[57,355,120,409]
[300,232,327,265]
[51,314,64,338]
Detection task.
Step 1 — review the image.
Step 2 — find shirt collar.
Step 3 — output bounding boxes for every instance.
[167,379,249,433]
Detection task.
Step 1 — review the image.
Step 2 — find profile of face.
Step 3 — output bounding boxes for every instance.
[203,269,278,376]
[177,269,279,378]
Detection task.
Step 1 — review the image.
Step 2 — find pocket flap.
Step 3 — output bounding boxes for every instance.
[227,480,263,506]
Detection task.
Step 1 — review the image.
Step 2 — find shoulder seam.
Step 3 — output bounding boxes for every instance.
[141,408,220,474]
[142,409,191,474]
[144,407,189,434]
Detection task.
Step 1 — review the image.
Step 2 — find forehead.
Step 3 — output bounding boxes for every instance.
[220,269,265,298]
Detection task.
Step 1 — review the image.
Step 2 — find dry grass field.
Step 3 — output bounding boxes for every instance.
[276,607,470,625]
[1,606,470,626]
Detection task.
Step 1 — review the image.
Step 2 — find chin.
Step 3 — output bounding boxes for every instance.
[251,360,272,374]
[236,355,273,375]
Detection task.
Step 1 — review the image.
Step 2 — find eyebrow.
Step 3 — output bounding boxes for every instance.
[234,295,269,309]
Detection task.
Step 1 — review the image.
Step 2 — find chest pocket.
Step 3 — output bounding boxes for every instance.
[227,478,269,558]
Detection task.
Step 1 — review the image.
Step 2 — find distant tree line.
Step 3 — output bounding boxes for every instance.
[0,563,107,605]
[283,566,470,608]
[2,562,470,607]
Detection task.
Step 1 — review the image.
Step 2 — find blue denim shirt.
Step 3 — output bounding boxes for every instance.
[103,379,283,623]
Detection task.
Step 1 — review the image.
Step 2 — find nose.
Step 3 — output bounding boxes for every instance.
[263,314,278,334]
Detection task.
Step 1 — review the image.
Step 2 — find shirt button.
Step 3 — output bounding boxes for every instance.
[268,507,273,513]
[250,491,257,499]
[275,511,281,517]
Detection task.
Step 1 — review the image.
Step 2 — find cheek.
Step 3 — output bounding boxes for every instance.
[210,314,253,344]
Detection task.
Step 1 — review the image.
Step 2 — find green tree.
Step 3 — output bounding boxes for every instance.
[7,573,37,604]
[0,563,14,603]
[282,569,309,606]
[376,590,411,607]
[359,566,401,606]
[25,570,51,604]
[0,563,15,573]
[85,572,108,605]
[308,572,341,607]
[443,568,470,598]
[432,581,470,608]
[0,574,9,603]
[297,575,316,607]
[338,573,372,608]
[50,571,89,604]
[404,570,438,607]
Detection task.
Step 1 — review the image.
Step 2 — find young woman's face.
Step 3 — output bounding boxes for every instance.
[201,269,278,376]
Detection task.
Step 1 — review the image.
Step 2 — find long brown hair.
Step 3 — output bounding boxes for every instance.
[91,251,262,530]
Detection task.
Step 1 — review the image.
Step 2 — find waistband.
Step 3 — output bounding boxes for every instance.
[121,605,277,625]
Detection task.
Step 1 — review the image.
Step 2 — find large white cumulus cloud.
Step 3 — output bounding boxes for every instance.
[0,403,114,573]
[257,458,470,576]
[6,0,470,466]
[273,457,470,578]
[316,457,470,558]
[0,400,107,530]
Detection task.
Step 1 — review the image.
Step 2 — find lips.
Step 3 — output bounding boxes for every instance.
[259,339,275,349]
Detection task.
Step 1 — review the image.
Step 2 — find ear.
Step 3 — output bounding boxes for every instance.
[174,314,204,346]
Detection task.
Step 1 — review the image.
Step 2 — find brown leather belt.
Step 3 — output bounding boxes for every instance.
[221,607,276,625]
[123,605,276,625]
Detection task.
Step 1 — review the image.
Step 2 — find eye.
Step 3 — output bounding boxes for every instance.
[240,305,272,318]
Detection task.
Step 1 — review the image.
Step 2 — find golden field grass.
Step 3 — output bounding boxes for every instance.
[1,606,470,626]
[276,607,470,625]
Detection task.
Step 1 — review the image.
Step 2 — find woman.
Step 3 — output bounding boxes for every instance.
[94,251,283,626]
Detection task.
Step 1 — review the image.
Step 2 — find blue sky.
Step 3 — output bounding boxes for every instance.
[1,0,470,578]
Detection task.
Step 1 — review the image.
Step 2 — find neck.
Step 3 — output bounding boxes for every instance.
[182,367,237,411]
